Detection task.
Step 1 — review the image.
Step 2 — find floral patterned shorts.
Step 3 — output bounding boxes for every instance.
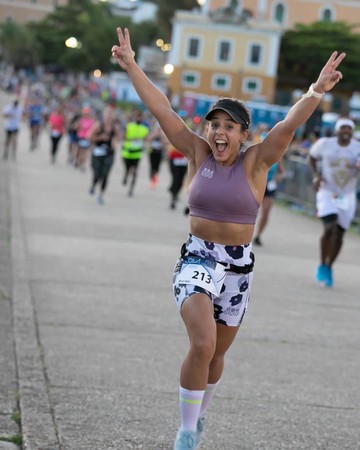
[172,234,254,327]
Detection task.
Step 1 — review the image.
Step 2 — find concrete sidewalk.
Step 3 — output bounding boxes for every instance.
[0,149,20,450]
[1,92,360,449]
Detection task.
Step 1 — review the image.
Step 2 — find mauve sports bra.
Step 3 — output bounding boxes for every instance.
[188,152,260,224]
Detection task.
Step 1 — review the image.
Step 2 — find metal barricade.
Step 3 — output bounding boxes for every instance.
[277,155,360,229]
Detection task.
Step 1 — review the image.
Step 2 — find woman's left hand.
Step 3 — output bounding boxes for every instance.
[313,51,346,93]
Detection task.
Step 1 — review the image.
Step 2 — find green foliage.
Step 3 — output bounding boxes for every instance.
[27,0,126,72]
[10,433,22,446]
[0,0,198,73]
[153,0,199,40]
[279,21,360,91]
[0,408,22,446]
[0,0,160,73]
[0,21,41,68]
[0,435,22,445]
[11,410,21,425]
[128,21,160,52]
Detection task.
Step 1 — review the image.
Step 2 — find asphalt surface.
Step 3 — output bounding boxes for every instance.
[1,90,360,450]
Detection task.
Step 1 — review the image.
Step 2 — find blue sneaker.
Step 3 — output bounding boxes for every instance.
[174,429,197,450]
[324,267,333,287]
[195,416,206,448]
[316,264,328,283]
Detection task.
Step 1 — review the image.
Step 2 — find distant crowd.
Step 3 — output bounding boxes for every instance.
[1,66,360,217]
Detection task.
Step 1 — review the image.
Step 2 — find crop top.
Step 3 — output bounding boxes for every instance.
[188,152,260,224]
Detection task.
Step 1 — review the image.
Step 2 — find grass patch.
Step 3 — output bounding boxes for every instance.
[0,409,23,446]
[10,433,22,446]
[0,433,23,445]
[11,410,21,425]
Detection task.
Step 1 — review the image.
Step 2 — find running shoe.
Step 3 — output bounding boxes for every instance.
[174,429,197,450]
[149,175,158,189]
[323,266,333,287]
[316,264,328,283]
[195,416,206,448]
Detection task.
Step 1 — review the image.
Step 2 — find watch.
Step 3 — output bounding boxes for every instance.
[302,83,325,99]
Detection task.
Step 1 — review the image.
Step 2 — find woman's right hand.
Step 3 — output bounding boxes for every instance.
[111,27,136,71]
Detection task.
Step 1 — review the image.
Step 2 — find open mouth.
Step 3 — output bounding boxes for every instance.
[340,132,351,141]
[215,139,227,154]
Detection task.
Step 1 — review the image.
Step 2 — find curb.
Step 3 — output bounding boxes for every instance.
[10,166,60,449]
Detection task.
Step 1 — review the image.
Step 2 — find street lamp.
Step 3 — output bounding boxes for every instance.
[65,37,82,49]
[156,39,172,53]
[164,64,174,75]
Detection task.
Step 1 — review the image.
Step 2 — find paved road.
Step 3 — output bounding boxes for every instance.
[1,90,360,450]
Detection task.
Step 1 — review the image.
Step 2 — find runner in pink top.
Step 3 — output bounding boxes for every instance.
[75,106,95,170]
[48,104,66,164]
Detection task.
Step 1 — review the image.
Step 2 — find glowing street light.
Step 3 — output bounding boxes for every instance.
[65,37,82,49]
[161,43,172,52]
[164,64,174,75]
[156,39,171,52]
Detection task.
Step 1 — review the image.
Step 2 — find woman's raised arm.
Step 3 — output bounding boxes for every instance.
[111,27,200,158]
[257,51,346,168]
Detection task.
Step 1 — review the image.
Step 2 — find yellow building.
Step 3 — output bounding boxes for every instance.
[167,7,282,105]
[167,0,360,105]
[228,0,360,30]
[0,0,68,24]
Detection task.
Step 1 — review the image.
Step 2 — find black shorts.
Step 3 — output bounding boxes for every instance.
[264,187,276,197]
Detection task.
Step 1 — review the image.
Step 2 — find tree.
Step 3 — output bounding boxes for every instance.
[0,0,194,73]
[20,0,160,73]
[278,21,360,92]
[153,0,199,40]
[0,21,41,69]
[27,0,126,72]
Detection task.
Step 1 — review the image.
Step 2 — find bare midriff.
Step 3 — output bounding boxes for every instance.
[190,216,254,246]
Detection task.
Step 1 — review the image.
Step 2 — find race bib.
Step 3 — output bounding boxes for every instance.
[177,256,226,296]
[151,138,163,150]
[332,194,349,211]
[51,130,61,138]
[92,145,108,156]
[78,139,90,148]
[131,139,143,147]
[267,179,277,191]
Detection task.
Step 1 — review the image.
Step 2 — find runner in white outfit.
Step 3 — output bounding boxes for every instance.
[309,117,360,287]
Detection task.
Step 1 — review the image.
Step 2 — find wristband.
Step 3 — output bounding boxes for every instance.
[302,84,325,100]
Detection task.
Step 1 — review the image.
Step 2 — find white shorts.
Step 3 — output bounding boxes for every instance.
[316,189,356,230]
[172,234,255,327]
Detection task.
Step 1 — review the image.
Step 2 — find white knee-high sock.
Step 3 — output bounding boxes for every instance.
[179,387,205,431]
[199,380,221,418]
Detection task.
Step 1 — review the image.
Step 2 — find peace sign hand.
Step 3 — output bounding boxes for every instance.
[111,28,136,71]
[313,51,346,94]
